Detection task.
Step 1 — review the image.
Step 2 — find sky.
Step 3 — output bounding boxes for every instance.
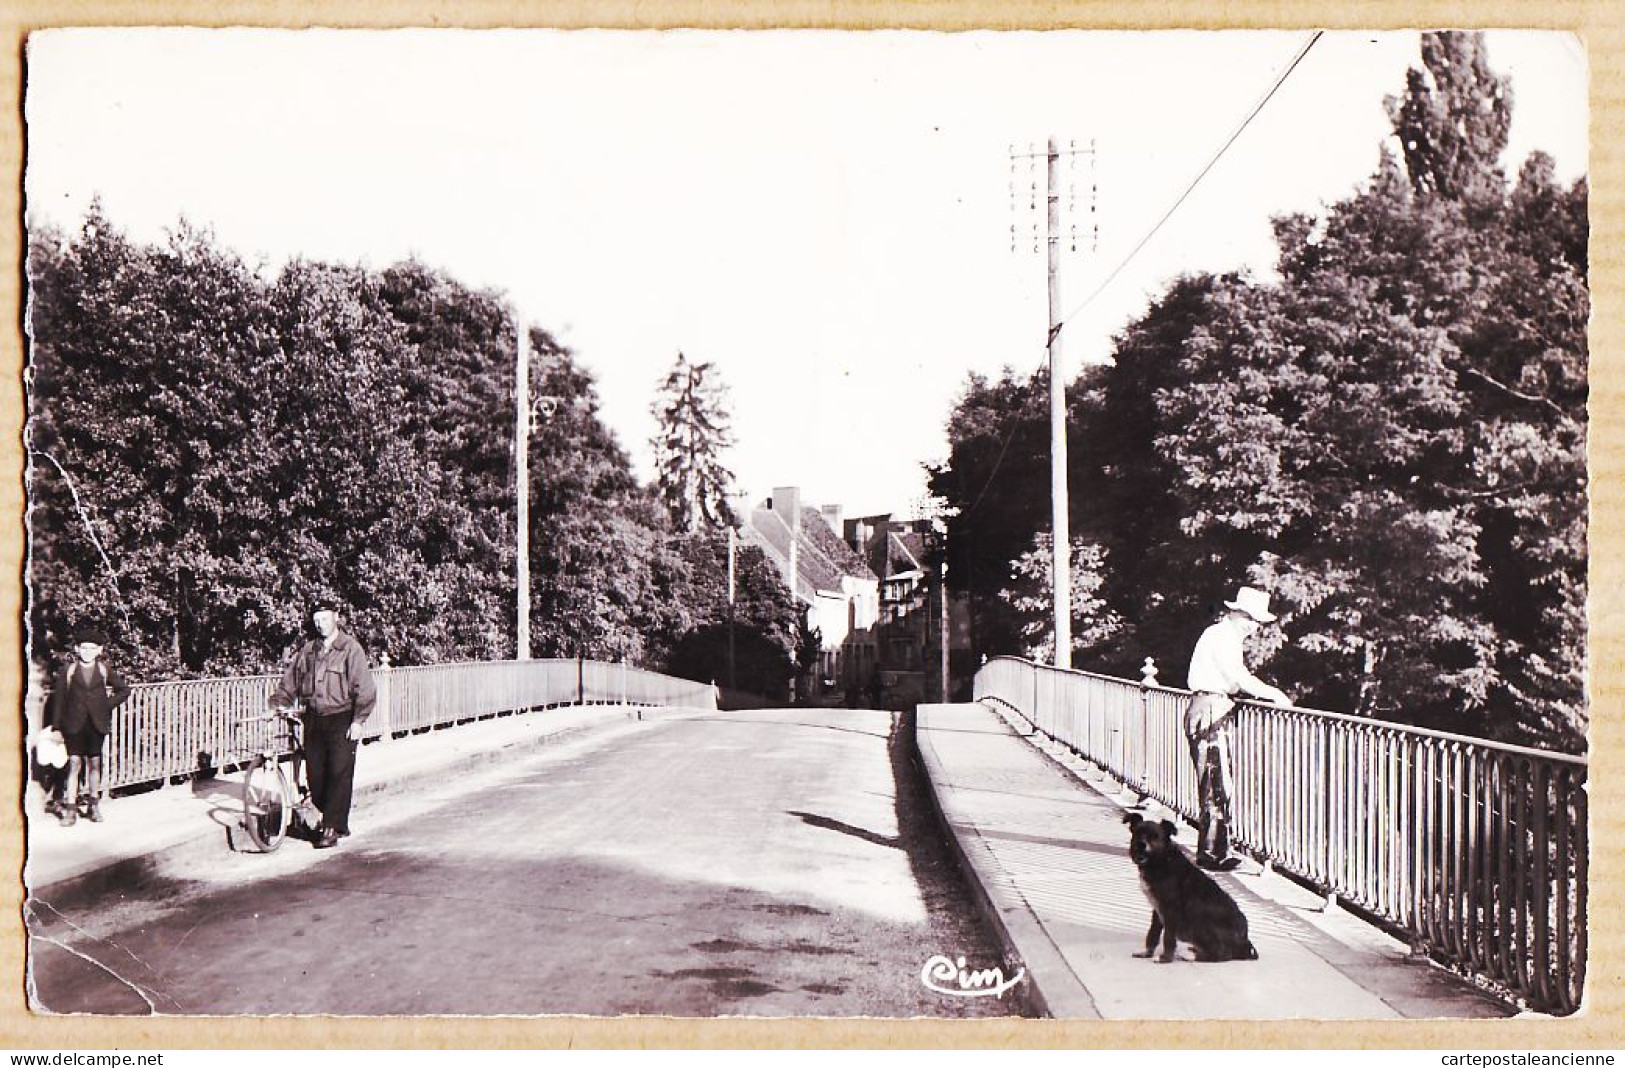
[22,29,1588,519]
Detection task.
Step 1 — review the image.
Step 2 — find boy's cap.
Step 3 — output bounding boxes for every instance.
[72,627,108,647]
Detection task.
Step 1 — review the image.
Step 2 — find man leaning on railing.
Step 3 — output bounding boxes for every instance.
[1184,585,1291,873]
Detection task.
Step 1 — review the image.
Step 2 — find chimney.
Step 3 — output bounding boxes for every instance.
[772,486,801,527]
[821,504,843,536]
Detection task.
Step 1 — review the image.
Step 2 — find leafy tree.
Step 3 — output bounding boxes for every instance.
[377,261,521,660]
[1385,31,1512,203]
[650,352,737,532]
[793,614,823,699]
[526,332,672,661]
[998,533,1122,662]
[27,209,287,677]
[1078,135,1584,749]
[655,529,804,697]
[1081,273,1243,670]
[926,368,1052,655]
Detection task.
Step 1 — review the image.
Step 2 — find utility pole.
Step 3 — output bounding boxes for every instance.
[1046,138,1071,670]
[938,556,950,702]
[1012,138,1095,671]
[515,318,531,661]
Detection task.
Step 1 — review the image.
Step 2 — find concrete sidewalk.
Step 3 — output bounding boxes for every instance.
[915,701,1513,1021]
[25,702,695,903]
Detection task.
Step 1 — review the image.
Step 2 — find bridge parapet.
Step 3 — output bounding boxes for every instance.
[974,656,1587,1017]
[62,658,716,796]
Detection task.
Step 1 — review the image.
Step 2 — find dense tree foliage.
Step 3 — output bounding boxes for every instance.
[29,210,291,677]
[1386,31,1512,203]
[930,32,1587,751]
[926,368,1062,655]
[26,212,801,698]
[656,530,804,694]
[376,261,522,660]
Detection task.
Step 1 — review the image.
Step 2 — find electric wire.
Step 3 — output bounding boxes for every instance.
[1057,29,1324,335]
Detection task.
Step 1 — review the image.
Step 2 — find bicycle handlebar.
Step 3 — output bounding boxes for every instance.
[234,708,305,751]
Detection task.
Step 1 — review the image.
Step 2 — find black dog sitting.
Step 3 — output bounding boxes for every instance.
[1124,812,1259,963]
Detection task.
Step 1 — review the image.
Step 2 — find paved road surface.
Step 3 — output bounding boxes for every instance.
[28,708,1027,1017]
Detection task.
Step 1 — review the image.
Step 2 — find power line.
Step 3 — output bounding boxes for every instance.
[1055,30,1324,336]
[958,31,1323,520]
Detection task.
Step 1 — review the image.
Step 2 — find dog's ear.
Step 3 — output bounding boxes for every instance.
[1161,820,1178,837]
[1122,813,1144,827]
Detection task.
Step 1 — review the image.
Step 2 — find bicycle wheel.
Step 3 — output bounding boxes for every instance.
[242,756,291,852]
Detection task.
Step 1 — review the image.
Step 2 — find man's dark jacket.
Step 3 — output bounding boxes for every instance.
[272,631,378,723]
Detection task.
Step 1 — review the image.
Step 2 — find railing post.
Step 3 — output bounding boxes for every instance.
[375,654,392,741]
[1128,657,1158,805]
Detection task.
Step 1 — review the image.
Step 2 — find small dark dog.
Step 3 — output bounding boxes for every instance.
[1124,813,1259,963]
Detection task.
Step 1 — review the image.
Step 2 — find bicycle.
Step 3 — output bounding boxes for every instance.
[234,707,311,852]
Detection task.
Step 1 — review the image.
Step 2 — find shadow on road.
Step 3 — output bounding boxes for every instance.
[788,811,901,850]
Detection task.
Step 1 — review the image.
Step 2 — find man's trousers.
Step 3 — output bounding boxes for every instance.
[302,712,358,835]
[1184,692,1235,862]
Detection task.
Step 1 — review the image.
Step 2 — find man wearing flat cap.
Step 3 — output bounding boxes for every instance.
[45,627,131,826]
[1184,585,1291,871]
[272,601,377,849]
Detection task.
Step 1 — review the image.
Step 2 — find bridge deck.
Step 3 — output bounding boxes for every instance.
[916,701,1513,1020]
[25,698,1519,1020]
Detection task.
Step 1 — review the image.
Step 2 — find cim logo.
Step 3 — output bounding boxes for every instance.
[920,954,1025,999]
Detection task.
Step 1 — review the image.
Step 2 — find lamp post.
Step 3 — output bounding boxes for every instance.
[515,315,566,663]
[515,320,531,661]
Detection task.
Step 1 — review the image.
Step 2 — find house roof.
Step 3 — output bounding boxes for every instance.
[888,531,926,574]
[847,514,932,581]
[744,505,877,601]
[844,512,893,544]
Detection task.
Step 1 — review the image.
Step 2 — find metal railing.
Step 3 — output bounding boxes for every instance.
[974,655,1588,1016]
[96,658,717,794]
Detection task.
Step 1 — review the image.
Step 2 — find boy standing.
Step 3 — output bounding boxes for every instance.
[46,627,132,825]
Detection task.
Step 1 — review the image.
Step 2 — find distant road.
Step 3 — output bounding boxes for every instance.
[29,708,1026,1017]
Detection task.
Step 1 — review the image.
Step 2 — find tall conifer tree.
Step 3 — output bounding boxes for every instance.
[650,352,737,532]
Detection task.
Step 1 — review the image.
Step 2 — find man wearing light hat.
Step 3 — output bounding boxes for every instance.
[1184,585,1291,871]
[272,601,377,849]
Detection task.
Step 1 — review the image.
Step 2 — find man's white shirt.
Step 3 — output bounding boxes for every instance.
[1188,620,1250,695]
